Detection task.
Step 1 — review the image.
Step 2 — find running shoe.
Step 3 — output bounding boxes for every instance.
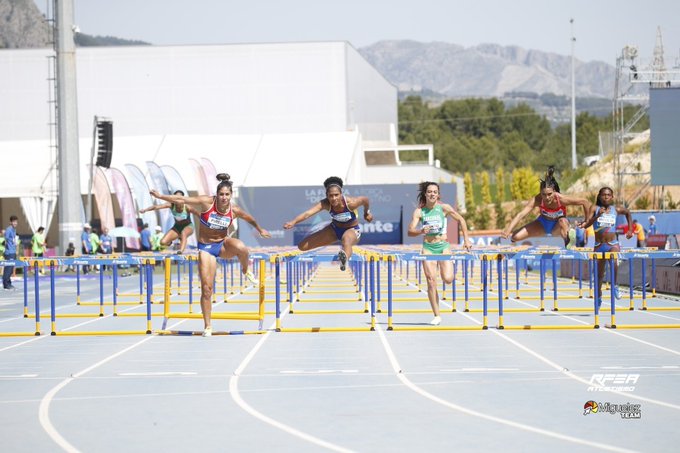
[338,250,347,271]
[244,270,257,285]
[202,326,212,337]
[614,286,622,299]
[430,316,442,326]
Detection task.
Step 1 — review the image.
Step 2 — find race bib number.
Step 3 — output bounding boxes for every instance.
[332,212,353,223]
[207,213,231,230]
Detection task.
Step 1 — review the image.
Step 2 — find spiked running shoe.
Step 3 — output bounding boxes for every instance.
[338,250,347,271]
[202,326,212,337]
[244,270,257,285]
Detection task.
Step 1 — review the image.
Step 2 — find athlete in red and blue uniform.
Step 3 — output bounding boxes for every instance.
[150,173,270,336]
[283,176,372,271]
[502,167,590,247]
[580,186,633,303]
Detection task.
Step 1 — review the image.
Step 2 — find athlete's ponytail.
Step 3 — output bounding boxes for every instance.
[540,166,560,193]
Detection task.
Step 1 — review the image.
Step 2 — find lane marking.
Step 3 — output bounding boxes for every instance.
[228,295,354,453]
[118,371,197,376]
[0,374,38,378]
[374,324,634,453]
[279,369,358,374]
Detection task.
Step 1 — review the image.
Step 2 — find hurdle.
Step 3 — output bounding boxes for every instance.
[22,256,152,320]
[602,250,680,329]
[158,255,268,335]
[275,250,376,333]
[0,258,39,336]
[38,257,155,335]
[382,251,490,331]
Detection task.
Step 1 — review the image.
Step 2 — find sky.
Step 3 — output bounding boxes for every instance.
[38,0,680,65]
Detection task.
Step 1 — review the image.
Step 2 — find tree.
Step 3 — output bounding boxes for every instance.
[464,172,475,214]
[480,171,492,205]
[495,167,505,203]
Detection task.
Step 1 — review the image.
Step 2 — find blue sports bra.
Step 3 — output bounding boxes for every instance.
[593,206,617,234]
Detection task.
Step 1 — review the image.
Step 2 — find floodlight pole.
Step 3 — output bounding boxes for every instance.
[570,18,577,170]
[55,0,82,254]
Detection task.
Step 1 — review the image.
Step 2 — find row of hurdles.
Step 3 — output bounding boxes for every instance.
[1,245,679,336]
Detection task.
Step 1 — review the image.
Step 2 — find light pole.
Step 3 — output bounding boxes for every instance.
[570,18,577,170]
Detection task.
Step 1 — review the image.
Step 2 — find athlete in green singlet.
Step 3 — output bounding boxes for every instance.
[408,182,472,326]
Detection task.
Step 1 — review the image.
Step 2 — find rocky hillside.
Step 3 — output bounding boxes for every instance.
[0,0,49,48]
[359,40,615,99]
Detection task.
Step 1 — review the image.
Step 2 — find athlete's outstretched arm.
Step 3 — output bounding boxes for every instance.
[579,204,599,229]
[501,195,540,238]
[407,208,424,237]
[283,202,325,229]
[139,202,171,214]
[616,205,634,239]
[232,206,271,238]
[348,196,373,222]
[560,194,591,222]
[149,190,212,212]
[443,204,472,250]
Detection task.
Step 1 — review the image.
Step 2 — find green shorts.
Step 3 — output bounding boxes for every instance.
[422,241,451,255]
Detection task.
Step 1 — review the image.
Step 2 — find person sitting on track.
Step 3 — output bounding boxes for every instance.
[407,181,472,326]
[140,190,198,254]
[501,166,590,248]
[283,176,372,271]
[150,173,271,337]
[580,186,633,304]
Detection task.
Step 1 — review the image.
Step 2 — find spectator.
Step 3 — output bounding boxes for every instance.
[632,219,646,248]
[64,242,76,272]
[81,223,92,274]
[89,228,101,255]
[151,225,164,252]
[3,215,18,290]
[99,227,114,255]
[89,228,101,271]
[647,215,657,235]
[31,226,47,258]
[140,224,152,252]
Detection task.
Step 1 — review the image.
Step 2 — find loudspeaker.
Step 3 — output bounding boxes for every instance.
[95,120,113,168]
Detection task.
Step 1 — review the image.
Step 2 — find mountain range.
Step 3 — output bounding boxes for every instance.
[358,40,615,99]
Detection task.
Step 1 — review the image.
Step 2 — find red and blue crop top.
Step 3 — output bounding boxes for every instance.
[540,195,567,220]
[200,198,234,231]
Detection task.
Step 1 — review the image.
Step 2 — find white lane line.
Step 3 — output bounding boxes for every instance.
[448,291,680,411]
[0,303,143,353]
[374,324,635,453]
[279,369,359,374]
[0,374,38,378]
[39,334,157,453]
[118,371,197,376]
[37,281,258,452]
[228,298,354,453]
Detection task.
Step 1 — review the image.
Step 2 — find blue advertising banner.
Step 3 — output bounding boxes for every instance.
[236,183,458,247]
